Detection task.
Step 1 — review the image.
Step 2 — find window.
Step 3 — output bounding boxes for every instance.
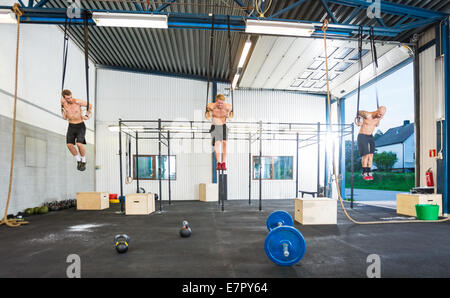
[133,155,176,180]
[348,49,369,61]
[332,47,354,60]
[290,80,303,88]
[253,156,293,180]
[298,71,312,79]
[334,62,353,72]
[308,60,323,70]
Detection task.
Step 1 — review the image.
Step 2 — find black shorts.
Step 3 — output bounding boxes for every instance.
[210,124,227,142]
[357,134,375,157]
[66,122,86,145]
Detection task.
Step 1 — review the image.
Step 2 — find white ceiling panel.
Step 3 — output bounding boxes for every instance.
[239,36,413,98]
[249,37,296,89]
[238,36,277,87]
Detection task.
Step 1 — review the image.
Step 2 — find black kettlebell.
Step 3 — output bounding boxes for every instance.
[179,220,191,238]
[114,234,130,254]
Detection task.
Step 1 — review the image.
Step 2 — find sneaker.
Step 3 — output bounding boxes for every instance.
[79,162,86,171]
[367,173,374,180]
[77,161,82,171]
[362,173,371,181]
[221,162,227,170]
[216,162,222,171]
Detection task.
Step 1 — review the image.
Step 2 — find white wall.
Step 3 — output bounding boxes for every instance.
[404,134,415,168]
[0,17,96,143]
[0,4,96,215]
[418,42,444,186]
[96,69,326,200]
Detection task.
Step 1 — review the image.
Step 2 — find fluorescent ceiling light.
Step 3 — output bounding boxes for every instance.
[0,9,16,24]
[108,125,144,132]
[245,19,314,37]
[238,38,252,68]
[232,74,240,90]
[92,12,168,28]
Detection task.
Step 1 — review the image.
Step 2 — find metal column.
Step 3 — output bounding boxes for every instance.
[259,121,262,211]
[350,123,355,209]
[135,131,139,193]
[442,19,450,214]
[339,98,346,199]
[249,132,252,205]
[317,122,321,195]
[296,133,299,198]
[168,131,171,205]
[158,118,162,212]
[119,119,124,213]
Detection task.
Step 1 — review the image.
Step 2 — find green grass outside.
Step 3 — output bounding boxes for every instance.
[345,171,415,192]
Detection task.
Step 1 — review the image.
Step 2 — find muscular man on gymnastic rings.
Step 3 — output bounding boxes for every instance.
[355,106,386,181]
[205,94,233,170]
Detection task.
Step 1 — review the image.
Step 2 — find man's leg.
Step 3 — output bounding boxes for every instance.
[214,140,222,169]
[67,143,82,171]
[367,153,374,172]
[76,143,87,171]
[222,140,227,163]
[361,154,370,179]
[221,140,227,170]
[67,143,78,156]
[77,143,85,158]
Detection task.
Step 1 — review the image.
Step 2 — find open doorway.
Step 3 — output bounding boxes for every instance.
[345,62,415,209]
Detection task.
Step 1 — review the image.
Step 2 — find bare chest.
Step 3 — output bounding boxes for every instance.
[63,102,82,117]
[211,106,228,117]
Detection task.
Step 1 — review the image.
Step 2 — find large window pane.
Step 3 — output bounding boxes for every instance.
[273,156,293,180]
[156,155,176,180]
[134,156,154,179]
[253,156,293,180]
[134,155,176,180]
[253,157,272,179]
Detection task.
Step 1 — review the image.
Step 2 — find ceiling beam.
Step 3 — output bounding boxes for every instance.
[325,0,448,19]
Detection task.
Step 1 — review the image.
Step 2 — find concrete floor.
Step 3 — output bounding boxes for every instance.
[0,199,449,278]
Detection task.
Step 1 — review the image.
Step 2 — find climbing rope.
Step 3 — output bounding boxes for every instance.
[1,4,29,228]
[321,19,449,224]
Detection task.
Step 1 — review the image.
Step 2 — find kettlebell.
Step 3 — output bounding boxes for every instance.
[179,220,191,238]
[114,234,130,253]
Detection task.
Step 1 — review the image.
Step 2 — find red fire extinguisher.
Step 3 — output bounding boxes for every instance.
[426,168,434,187]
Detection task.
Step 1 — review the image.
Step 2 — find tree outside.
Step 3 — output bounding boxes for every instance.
[373,151,398,171]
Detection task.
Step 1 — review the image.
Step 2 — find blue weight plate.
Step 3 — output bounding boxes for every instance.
[266,210,294,231]
[264,226,306,266]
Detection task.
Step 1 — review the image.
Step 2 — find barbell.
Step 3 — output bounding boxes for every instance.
[264,210,306,266]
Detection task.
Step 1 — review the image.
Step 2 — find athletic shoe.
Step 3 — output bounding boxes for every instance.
[77,161,82,171]
[221,162,227,170]
[362,173,371,181]
[216,162,222,171]
[79,162,86,171]
[367,173,374,180]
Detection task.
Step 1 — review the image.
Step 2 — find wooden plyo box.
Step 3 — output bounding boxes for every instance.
[125,193,156,215]
[199,183,218,202]
[295,198,337,225]
[396,193,442,217]
[76,192,109,210]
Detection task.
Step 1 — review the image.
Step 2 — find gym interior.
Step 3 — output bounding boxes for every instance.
[0,0,449,280]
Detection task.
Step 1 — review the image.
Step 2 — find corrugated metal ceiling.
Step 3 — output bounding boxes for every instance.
[44,0,449,82]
